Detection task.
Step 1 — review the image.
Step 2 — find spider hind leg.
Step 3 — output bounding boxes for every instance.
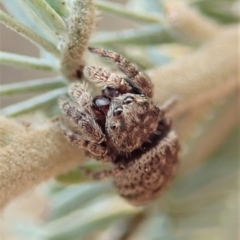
[80,165,125,180]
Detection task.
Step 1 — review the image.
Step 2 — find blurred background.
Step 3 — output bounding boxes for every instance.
[0,0,133,107]
[0,0,239,240]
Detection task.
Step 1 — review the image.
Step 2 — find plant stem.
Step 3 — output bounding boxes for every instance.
[60,0,95,80]
[0,116,86,209]
[171,79,240,118]
[0,77,66,96]
[148,27,239,103]
[0,51,59,71]
[0,10,60,57]
[95,0,163,24]
[164,1,222,45]
[181,96,238,174]
[0,87,68,117]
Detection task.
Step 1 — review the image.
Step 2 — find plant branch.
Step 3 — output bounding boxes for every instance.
[148,27,239,103]
[0,116,86,209]
[170,78,240,118]
[164,1,223,45]
[0,51,59,71]
[60,0,96,80]
[180,96,239,175]
[0,10,60,57]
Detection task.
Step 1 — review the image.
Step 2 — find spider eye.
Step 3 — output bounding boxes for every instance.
[113,106,123,116]
[140,93,145,97]
[123,96,134,104]
[110,124,116,130]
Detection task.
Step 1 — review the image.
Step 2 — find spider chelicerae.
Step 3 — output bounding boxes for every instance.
[59,47,179,206]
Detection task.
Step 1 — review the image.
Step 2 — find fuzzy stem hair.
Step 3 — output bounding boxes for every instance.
[0,117,86,209]
[60,0,96,80]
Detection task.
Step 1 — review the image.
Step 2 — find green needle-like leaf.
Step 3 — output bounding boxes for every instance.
[0,77,66,96]
[91,25,173,46]
[21,0,66,35]
[0,87,67,116]
[95,0,163,24]
[0,10,60,57]
[0,52,59,71]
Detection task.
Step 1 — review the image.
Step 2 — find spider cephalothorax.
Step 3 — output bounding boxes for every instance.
[59,47,179,206]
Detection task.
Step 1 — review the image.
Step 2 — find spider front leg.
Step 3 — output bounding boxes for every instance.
[157,96,179,127]
[59,124,111,162]
[84,66,131,95]
[160,96,179,114]
[59,98,105,144]
[89,47,153,98]
[68,81,94,114]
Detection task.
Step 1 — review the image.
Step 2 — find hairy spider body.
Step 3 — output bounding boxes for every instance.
[59,47,179,206]
[113,130,178,205]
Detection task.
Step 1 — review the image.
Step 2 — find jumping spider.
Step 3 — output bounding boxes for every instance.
[59,47,179,206]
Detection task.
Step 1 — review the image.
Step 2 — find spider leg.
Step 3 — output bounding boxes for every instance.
[84,66,131,94]
[68,81,95,114]
[88,47,153,98]
[160,96,179,114]
[80,165,125,180]
[59,124,110,161]
[59,97,105,144]
[69,81,92,107]
[157,96,179,127]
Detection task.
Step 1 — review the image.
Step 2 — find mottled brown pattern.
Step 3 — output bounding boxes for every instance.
[114,131,179,206]
[59,47,179,205]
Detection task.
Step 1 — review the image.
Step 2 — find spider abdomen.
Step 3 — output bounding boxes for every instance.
[113,130,179,206]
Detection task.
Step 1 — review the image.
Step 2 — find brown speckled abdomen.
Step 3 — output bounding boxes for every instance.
[113,131,179,206]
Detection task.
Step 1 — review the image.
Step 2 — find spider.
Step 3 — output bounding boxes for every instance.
[59,47,179,206]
